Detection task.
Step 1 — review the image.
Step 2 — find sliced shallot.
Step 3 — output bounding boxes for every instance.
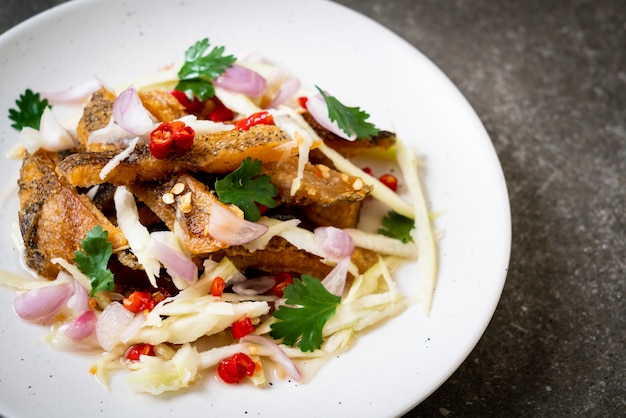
[315,226,355,259]
[112,85,154,135]
[64,310,98,341]
[267,75,301,108]
[147,232,198,285]
[214,64,266,97]
[232,276,275,296]
[63,271,91,316]
[321,257,351,297]
[13,282,72,324]
[208,202,268,246]
[241,334,301,381]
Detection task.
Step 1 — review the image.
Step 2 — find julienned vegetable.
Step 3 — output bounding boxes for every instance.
[1,38,438,394]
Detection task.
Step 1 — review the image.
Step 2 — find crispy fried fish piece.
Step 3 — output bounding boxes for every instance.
[56,125,296,188]
[261,157,372,206]
[18,150,127,279]
[76,88,187,147]
[217,236,379,278]
[127,173,235,255]
[75,88,116,146]
[138,89,187,122]
[299,201,363,229]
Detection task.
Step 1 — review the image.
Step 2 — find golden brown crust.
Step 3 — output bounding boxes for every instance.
[18,150,127,279]
[128,173,233,255]
[261,157,372,206]
[56,125,296,188]
[76,87,116,147]
[138,90,187,122]
[215,236,379,279]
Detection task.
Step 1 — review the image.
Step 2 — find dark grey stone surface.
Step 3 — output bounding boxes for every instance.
[1,1,624,417]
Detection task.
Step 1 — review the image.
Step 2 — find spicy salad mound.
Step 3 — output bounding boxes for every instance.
[3,38,437,394]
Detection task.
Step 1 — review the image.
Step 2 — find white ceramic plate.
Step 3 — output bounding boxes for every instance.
[0,0,511,417]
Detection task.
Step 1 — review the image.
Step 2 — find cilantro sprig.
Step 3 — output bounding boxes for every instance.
[377,210,415,243]
[175,38,236,101]
[214,157,278,222]
[316,86,379,140]
[73,225,115,296]
[270,275,341,352]
[8,89,50,131]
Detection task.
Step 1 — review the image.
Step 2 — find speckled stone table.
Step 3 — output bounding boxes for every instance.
[1,1,624,417]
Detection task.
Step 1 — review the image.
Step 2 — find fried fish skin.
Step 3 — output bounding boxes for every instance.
[261,157,372,206]
[18,149,127,279]
[56,125,296,188]
[128,173,235,255]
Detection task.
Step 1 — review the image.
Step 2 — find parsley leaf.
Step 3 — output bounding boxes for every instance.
[270,275,341,352]
[377,210,415,243]
[8,89,50,131]
[316,86,379,140]
[214,157,278,222]
[73,225,115,296]
[175,38,236,101]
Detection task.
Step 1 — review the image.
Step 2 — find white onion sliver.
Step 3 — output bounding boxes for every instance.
[64,310,98,341]
[214,64,266,97]
[241,334,301,381]
[232,276,275,296]
[208,203,268,246]
[42,78,101,104]
[13,283,73,324]
[21,108,77,153]
[96,301,135,352]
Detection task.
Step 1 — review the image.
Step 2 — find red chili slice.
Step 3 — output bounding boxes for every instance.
[149,121,195,159]
[125,343,156,361]
[379,173,398,192]
[210,277,225,297]
[122,291,154,313]
[234,111,274,131]
[272,272,294,298]
[208,99,234,122]
[217,352,256,384]
[231,317,255,339]
[170,90,204,114]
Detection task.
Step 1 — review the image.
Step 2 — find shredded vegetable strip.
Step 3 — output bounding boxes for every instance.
[396,139,438,313]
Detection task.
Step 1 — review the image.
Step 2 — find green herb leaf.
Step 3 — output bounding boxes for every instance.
[175,38,236,101]
[270,275,341,352]
[316,86,379,140]
[377,210,415,243]
[8,89,50,131]
[73,225,114,296]
[214,157,278,222]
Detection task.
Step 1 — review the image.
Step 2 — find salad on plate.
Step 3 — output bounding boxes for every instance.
[1,38,437,394]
